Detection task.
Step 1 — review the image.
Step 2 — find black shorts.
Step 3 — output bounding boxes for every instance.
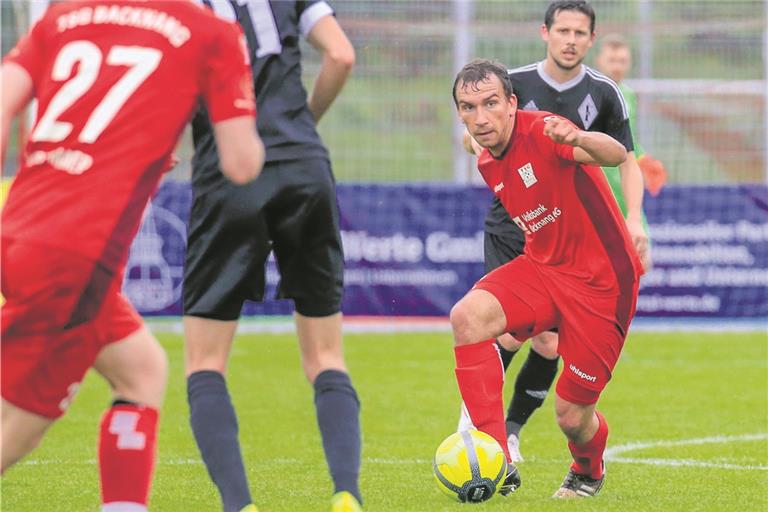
[183,158,343,320]
[484,199,526,273]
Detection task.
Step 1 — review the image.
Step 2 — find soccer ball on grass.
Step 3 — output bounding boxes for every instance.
[433,429,508,503]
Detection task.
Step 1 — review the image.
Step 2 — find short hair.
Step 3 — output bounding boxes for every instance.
[452,59,513,107]
[599,33,630,52]
[544,0,596,34]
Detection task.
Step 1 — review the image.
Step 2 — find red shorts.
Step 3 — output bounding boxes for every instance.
[474,255,638,405]
[1,239,142,418]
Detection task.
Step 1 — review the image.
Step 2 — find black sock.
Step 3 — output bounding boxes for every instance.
[188,370,252,512]
[506,348,559,435]
[495,340,518,371]
[314,369,362,504]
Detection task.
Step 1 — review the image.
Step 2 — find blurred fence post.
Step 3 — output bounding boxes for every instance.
[453,0,474,184]
[637,0,653,151]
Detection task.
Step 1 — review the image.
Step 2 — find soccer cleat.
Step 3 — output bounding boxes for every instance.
[456,401,474,432]
[497,462,522,496]
[552,462,606,498]
[240,505,259,512]
[507,433,524,463]
[331,491,363,512]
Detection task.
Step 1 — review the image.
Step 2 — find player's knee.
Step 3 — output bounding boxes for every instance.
[531,332,559,358]
[497,332,524,352]
[449,301,476,345]
[116,340,168,408]
[555,404,592,441]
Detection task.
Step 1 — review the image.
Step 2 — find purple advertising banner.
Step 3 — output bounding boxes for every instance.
[124,182,767,319]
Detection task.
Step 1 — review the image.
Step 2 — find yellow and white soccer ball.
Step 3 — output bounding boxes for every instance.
[433,429,508,503]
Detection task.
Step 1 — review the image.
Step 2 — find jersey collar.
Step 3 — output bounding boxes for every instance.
[536,60,587,92]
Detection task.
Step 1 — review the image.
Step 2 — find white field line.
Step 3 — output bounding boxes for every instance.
[605,433,768,471]
[22,434,767,470]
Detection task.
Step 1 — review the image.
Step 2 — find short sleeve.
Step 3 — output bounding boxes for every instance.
[535,115,576,161]
[297,1,334,37]
[602,84,635,153]
[200,21,256,123]
[3,15,48,86]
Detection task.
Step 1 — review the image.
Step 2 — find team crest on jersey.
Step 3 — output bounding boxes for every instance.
[517,163,537,188]
[578,94,598,129]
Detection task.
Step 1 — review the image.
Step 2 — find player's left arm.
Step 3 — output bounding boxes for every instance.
[304,6,355,124]
[1,62,34,165]
[605,84,650,266]
[619,153,649,260]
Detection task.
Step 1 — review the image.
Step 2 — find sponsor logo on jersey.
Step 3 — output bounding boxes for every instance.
[513,203,563,235]
[517,162,537,188]
[494,182,505,193]
[523,99,538,111]
[569,364,597,382]
[578,93,598,130]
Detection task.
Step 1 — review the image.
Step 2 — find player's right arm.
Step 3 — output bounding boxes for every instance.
[212,117,264,184]
[0,63,33,165]
[543,116,626,166]
[305,11,355,124]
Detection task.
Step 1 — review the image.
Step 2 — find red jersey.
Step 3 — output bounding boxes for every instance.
[477,110,642,296]
[2,0,255,270]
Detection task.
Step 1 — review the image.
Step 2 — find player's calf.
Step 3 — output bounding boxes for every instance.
[99,400,159,511]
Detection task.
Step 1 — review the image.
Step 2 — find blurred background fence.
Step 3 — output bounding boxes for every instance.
[2,1,766,321]
[3,0,766,184]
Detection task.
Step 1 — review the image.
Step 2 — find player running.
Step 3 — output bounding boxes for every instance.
[1,2,263,510]
[182,1,362,511]
[452,59,642,498]
[458,0,648,464]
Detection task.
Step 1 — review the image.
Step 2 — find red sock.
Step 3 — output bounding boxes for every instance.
[98,403,159,510]
[454,340,511,462]
[568,410,608,479]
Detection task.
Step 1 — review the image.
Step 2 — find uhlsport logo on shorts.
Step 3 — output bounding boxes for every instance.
[569,364,597,383]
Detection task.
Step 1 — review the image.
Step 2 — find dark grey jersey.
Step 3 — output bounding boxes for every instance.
[485,61,634,234]
[191,0,331,193]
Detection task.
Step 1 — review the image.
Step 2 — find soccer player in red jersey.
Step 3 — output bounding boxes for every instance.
[1,1,264,510]
[451,59,642,498]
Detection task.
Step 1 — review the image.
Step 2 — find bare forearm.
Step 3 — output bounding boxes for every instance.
[308,55,352,123]
[620,153,645,221]
[576,131,627,167]
[2,63,34,166]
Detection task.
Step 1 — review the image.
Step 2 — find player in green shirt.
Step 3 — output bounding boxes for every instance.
[596,34,668,239]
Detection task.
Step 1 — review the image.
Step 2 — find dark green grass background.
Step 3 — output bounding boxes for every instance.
[3,331,767,511]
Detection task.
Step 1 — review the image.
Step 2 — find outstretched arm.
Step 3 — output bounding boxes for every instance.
[543,117,626,167]
[306,15,355,124]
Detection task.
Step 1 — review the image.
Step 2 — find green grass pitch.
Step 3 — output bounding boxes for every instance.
[3,330,767,511]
